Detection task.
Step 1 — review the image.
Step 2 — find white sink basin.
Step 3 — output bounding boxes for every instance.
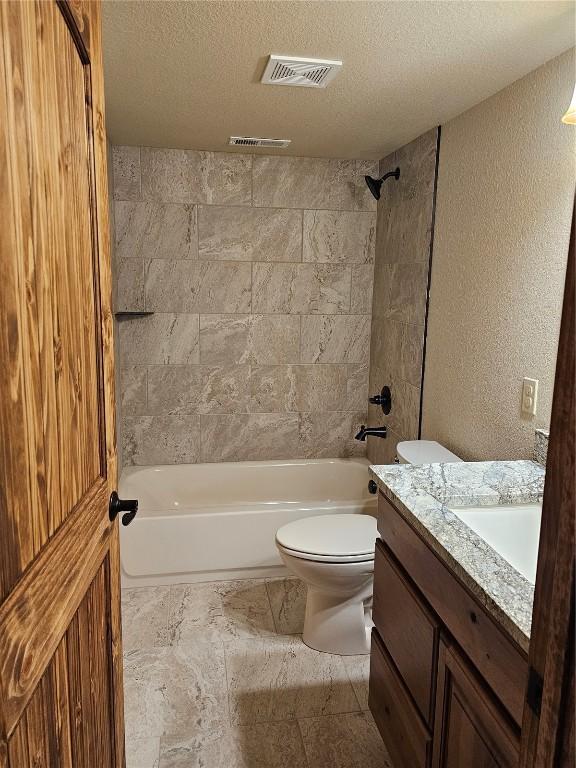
[448,502,542,584]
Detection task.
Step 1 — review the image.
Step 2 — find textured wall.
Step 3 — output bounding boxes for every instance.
[422,50,575,461]
[112,147,378,464]
[367,129,439,463]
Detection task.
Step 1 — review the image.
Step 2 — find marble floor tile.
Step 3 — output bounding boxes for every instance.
[265,578,307,635]
[126,737,161,768]
[168,580,276,644]
[225,635,360,725]
[122,586,172,653]
[342,654,371,710]
[123,643,228,740]
[298,712,393,768]
[158,721,308,768]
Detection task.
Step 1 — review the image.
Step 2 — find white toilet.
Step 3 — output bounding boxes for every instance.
[275,440,462,656]
[396,439,463,464]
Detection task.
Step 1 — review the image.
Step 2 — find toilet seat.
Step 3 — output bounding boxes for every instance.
[277,542,375,563]
[276,513,377,562]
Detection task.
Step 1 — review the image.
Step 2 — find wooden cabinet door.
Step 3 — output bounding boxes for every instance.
[0,2,124,766]
[433,643,519,768]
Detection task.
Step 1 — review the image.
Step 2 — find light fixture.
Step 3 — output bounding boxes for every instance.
[561,84,576,124]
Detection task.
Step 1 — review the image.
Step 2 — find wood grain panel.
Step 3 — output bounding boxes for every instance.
[0,479,110,736]
[373,540,440,725]
[370,630,432,768]
[0,0,103,592]
[520,203,575,765]
[0,0,48,598]
[377,493,528,725]
[0,1,123,763]
[433,642,519,768]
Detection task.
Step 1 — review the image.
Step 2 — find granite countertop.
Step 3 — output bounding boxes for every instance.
[369,460,546,653]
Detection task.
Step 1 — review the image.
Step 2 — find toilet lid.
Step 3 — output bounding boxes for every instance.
[276,514,377,558]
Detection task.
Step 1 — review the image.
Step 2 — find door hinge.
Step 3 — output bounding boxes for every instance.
[526,666,543,716]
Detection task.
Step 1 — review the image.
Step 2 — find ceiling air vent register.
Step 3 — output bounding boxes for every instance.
[261,55,343,89]
[228,137,291,148]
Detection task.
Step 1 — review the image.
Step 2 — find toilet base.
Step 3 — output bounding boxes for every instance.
[302,586,373,655]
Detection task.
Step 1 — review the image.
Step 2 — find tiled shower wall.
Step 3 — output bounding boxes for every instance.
[111,147,378,465]
[367,129,439,464]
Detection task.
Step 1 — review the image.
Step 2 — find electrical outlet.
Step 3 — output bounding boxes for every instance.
[521,378,539,417]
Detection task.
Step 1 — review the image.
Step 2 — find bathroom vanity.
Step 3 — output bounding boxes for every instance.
[367,461,545,768]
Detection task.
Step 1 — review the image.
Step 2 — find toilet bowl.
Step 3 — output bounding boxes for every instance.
[275,441,460,656]
[276,514,377,655]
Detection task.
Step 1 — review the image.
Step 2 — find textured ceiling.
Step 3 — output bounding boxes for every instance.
[102,1,575,159]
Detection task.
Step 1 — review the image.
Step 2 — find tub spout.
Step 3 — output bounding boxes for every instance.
[355,425,387,441]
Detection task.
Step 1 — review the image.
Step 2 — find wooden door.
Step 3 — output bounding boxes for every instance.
[433,643,519,768]
[519,204,575,767]
[0,1,125,766]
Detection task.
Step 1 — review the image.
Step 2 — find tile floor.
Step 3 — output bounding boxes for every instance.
[122,577,393,768]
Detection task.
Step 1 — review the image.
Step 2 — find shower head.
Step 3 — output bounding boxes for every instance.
[364,167,400,200]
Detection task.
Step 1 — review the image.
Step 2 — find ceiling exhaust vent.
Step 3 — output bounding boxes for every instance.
[229,136,291,148]
[261,55,342,88]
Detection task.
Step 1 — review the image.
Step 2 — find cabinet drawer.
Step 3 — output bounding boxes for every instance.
[373,539,440,725]
[369,629,432,768]
[377,494,528,725]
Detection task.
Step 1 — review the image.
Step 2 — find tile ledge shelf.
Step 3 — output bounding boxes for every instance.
[115,311,155,319]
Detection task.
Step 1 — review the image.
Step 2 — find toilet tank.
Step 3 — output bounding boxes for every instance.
[396,440,462,464]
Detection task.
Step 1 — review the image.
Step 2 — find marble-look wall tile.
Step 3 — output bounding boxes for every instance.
[158,721,308,768]
[141,148,252,205]
[354,160,379,212]
[350,264,374,314]
[119,314,199,365]
[147,364,250,415]
[116,258,145,312]
[370,320,424,388]
[123,415,201,465]
[375,378,420,440]
[199,315,300,365]
[113,147,377,466]
[145,260,251,313]
[299,712,393,768]
[115,201,197,260]
[299,412,367,458]
[303,211,376,264]
[301,315,371,364]
[201,413,300,462]
[198,206,302,262]
[344,362,370,411]
[252,156,356,210]
[376,130,437,265]
[367,422,401,465]
[113,145,141,201]
[126,738,160,768]
[120,366,148,416]
[225,635,359,724]
[376,262,429,327]
[367,129,438,463]
[252,263,350,314]
[248,365,351,413]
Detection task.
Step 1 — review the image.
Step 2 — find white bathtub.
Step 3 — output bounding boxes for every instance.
[119,457,376,587]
